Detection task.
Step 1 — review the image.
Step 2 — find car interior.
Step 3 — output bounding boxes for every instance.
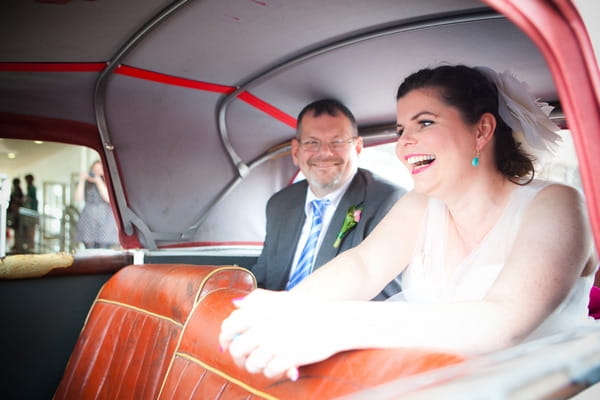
[1,0,599,399]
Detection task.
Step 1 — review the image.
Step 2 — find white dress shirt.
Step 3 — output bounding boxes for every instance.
[288,175,355,278]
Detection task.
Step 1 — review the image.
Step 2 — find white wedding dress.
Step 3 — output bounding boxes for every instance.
[391,180,596,341]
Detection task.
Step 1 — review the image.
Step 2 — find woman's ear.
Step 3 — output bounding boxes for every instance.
[476,112,496,149]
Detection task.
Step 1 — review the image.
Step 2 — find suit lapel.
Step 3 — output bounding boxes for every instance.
[270,183,307,288]
[314,170,367,268]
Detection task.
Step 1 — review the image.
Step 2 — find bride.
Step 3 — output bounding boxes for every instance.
[219,64,598,381]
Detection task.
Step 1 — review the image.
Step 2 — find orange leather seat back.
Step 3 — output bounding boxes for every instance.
[54,264,255,400]
[157,288,273,400]
[158,289,467,400]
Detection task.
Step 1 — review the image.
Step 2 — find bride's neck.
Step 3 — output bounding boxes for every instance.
[446,177,515,250]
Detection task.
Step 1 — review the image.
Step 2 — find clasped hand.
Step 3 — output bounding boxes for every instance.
[218,289,338,381]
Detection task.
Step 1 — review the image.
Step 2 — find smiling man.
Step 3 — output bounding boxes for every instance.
[250,99,405,300]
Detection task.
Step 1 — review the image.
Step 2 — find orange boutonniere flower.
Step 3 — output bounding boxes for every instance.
[333,205,363,248]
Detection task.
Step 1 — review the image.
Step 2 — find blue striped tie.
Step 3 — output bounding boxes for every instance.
[286,199,330,290]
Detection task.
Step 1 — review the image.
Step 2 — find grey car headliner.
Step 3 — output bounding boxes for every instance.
[0,0,555,248]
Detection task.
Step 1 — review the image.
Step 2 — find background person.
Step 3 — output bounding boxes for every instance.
[22,174,38,252]
[220,65,598,380]
[7,178,24,252]
[75,160,119,249]
[250,99,406,300]
[23,174,38,212]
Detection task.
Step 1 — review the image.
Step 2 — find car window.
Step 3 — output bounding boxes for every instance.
[536,129,582,190]
[0,139,119,255]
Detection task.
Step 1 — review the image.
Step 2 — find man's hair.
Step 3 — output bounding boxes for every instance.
[296,99,358,137]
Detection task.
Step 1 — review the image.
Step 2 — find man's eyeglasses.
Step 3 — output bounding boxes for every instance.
[297,137,357,152]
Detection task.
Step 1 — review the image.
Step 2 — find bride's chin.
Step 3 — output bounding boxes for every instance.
[412,180,436,196]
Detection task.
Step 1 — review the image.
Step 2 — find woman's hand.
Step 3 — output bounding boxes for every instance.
[92,174,105,185]
[80,171,91,182]
[218,289,340,380]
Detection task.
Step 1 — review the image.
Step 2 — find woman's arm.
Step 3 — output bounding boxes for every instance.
[221,184,594,379]
[292,191,427,300]
[476,183,595,345]
[340,185,596,353]
[219,192,427,376]
[74,172,87,204]
[93,175,111,203]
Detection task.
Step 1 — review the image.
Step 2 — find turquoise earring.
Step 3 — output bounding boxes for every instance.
[471,150,480,167]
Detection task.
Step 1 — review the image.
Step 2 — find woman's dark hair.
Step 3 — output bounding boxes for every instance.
[396,65,534,184]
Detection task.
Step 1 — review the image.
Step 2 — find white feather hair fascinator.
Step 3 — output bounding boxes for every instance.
[475,66,562,162]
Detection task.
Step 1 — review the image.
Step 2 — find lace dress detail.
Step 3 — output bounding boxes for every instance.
[394,180,595,341]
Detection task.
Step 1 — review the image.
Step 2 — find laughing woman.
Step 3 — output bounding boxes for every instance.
[219,65,598,380]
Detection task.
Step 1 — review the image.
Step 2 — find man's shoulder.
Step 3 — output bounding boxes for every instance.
[267,179,307,205]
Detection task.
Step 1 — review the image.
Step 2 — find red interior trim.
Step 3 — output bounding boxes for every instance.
[0,112,101,149]
[114,65,297,128]
[115,65,296,129]
[115,65,235,94]
[0,62,298,128]
[0,62,105,72]
[238,91,297,129]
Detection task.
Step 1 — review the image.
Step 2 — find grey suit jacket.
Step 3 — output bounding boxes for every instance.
[251,168,406,300]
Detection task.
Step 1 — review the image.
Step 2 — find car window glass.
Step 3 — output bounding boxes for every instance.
[0,139,117,255]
